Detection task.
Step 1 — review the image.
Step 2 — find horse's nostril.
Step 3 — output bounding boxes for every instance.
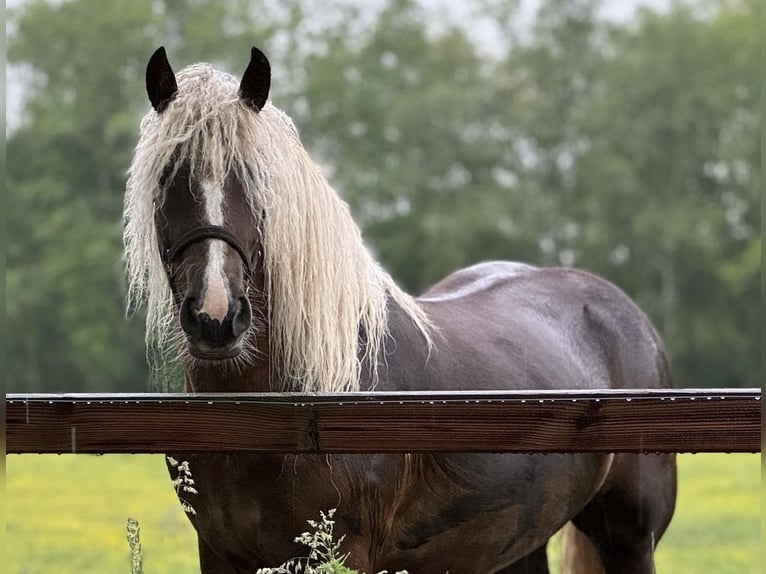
[186,296,201,312]
[232,296,252,339]
[180,296,203,338]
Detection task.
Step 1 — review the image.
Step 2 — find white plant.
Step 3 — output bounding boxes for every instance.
[166,456,198,516]
[255,509,408,574]
[125,517,143,574]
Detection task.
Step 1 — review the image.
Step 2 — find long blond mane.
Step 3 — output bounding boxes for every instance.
[124,63,430,392]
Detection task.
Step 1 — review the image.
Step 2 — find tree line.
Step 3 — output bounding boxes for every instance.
[6,0,759,391]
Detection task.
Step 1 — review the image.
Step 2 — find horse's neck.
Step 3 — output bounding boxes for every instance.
[184,360,275,393]
[184,329,275,392]
[358,295,433,392]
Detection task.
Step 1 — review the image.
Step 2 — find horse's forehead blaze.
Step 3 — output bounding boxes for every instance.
[200,179,225,226]
[199,179,231,322]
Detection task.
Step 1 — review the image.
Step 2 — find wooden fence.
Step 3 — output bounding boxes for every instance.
[6,388,760,454]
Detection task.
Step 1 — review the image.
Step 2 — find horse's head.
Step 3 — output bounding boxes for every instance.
[153,158,261,362]
[126,47,430,391]
[143,47,271,364]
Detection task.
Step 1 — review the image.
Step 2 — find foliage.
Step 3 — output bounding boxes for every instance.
[166,456,198,517]
[121,508,404,574]
[255,509,406,574]
[5,453,760,572]
[6,0,759,391]
[126,518,144,574]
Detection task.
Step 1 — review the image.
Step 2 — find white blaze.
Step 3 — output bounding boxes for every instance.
[200,180,230,322]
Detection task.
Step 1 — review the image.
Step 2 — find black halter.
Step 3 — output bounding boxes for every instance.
[161,225,254,277]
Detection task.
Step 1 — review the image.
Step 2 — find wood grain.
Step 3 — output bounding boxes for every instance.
[6,389,761,454]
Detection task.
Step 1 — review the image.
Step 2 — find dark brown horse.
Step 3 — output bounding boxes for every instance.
[124,46,676,573]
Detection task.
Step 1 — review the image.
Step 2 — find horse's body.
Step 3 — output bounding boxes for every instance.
[125,47,676,573]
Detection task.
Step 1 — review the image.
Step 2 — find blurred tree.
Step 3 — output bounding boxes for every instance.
[6,0,758,391]
[553,0,760,387]
[293,0,759,387]
[296,0,510,289]
[502,0,763,389]
[7,0,161,391]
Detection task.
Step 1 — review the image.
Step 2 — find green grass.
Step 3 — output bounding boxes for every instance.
[652,453,761,574]
[6,453,760,573]
[6,455,199,574]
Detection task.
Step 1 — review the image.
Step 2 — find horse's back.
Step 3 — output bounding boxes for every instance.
[419,261,538,302]
[413,261,670,392]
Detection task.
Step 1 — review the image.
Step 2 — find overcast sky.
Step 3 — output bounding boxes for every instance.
[5,0,671,135]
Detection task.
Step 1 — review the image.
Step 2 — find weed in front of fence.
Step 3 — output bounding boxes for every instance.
[126,508,407,574]
[130,458,406,573]
[166,456,198,516]
[125,517,143,574]
[256,508,407,574]
[255,508,351,574]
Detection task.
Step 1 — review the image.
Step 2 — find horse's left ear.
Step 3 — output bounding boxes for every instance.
[239,46,270,111]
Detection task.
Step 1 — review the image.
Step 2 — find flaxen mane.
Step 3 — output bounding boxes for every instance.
[124,63,430,392]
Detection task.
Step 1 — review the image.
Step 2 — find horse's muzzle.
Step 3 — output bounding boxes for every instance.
[180,294,252,358]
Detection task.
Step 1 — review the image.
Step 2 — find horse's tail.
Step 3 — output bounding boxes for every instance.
[559,522,605,574]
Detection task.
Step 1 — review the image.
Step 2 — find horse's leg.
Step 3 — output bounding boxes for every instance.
[569,453,676,574]
[494,544,549,574]
[197,536,251,574]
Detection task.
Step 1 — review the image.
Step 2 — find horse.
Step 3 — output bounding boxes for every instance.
[124,46,676,574]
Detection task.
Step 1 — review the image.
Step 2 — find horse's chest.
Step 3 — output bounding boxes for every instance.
[166,453,353,562]
[167,452,609,571]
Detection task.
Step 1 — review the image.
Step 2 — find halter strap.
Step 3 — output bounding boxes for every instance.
[161,225,254,276]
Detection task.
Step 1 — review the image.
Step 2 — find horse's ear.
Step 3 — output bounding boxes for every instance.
[239,46,270,111]
[146,47,178,113]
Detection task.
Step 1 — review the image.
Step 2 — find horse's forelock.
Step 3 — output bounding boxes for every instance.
[125,62,431,392]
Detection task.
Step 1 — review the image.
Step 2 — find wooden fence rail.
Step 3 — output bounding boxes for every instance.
[6,389,761,455]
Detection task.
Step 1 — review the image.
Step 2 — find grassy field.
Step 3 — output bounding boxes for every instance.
[6,453,760,573]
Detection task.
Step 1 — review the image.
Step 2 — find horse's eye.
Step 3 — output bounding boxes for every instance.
[159,163,175,188]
